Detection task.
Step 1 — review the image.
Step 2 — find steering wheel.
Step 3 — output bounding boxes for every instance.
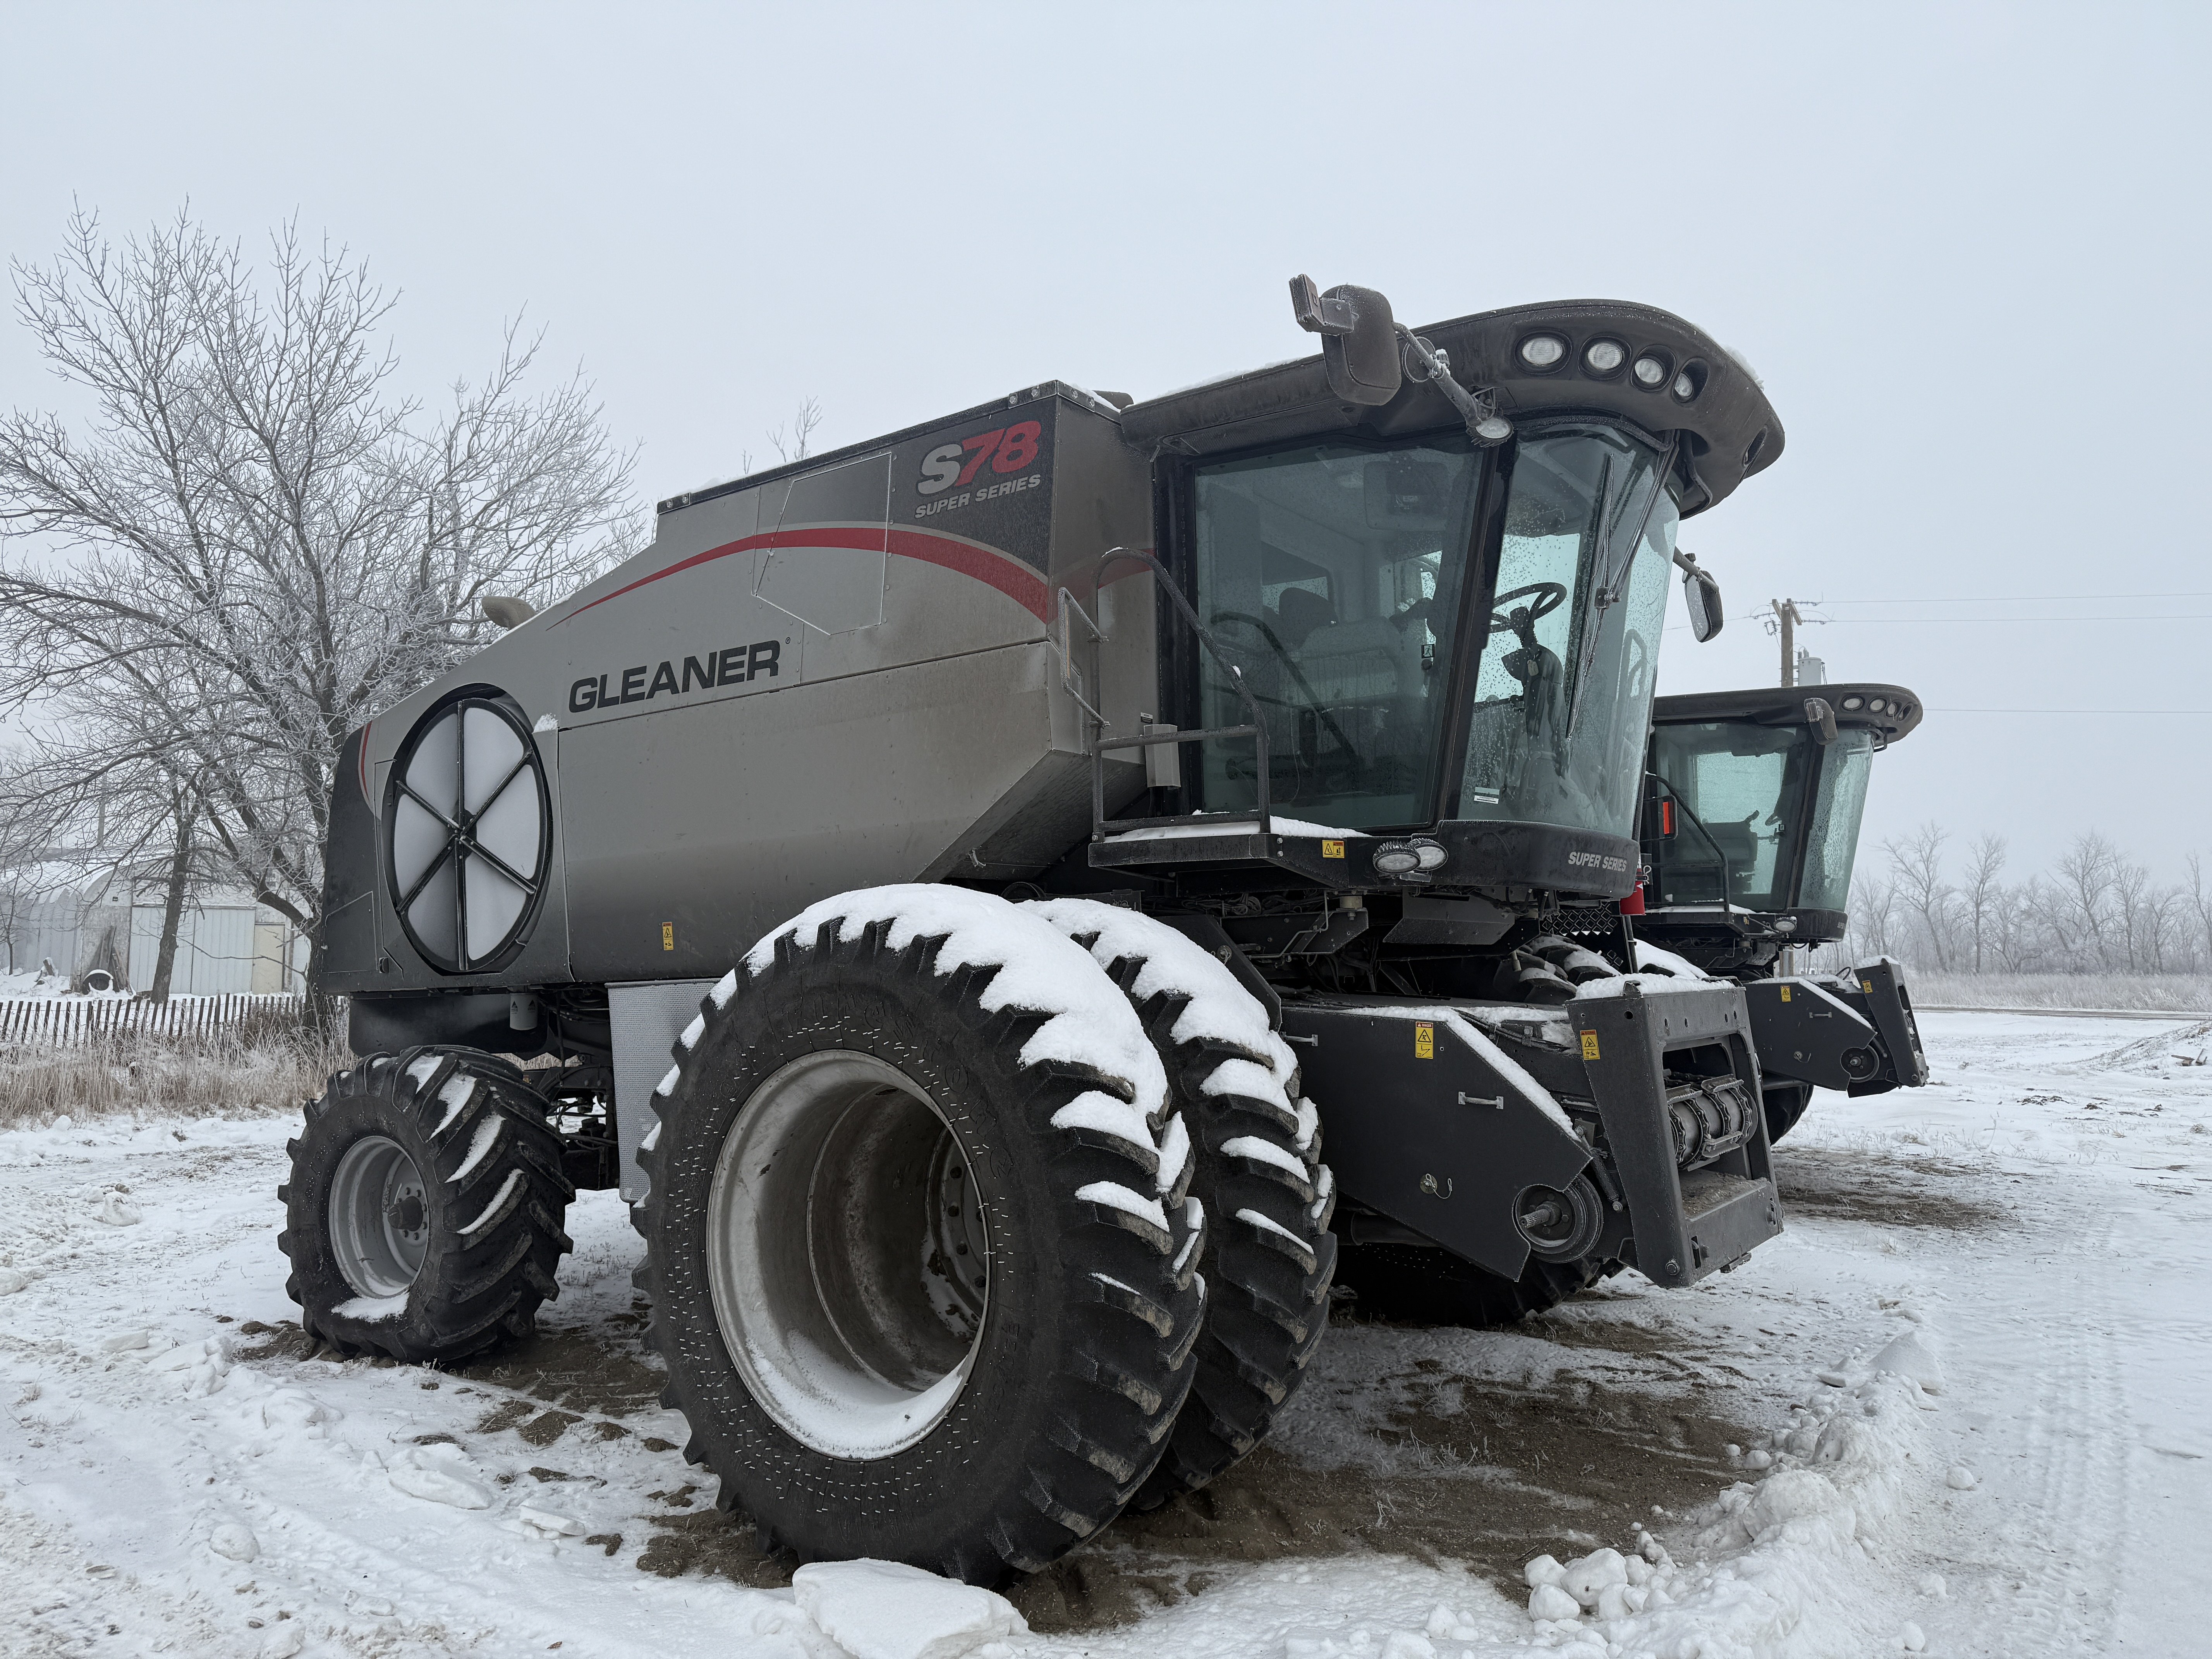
[1489,581,1567,640]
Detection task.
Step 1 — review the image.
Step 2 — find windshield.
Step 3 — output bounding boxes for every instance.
[1455,427,1674,840]
[1647,720,1816,910]
[1192,436,1482,828]
[1802,728,1875,910]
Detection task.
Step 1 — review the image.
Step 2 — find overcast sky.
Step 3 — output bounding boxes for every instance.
[3,2,2205,885]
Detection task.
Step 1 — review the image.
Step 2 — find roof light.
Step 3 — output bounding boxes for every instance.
[1633,356,1667,386]
[1868,699,1888,714]
[1673,371,1698,401]
[1585,340,1625,374]
[1519,334,1566,369]
[1840,695,1864,710]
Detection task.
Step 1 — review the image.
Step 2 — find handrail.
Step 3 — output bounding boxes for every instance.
[1077,546,1272,838]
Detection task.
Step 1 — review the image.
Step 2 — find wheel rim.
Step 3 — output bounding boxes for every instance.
[706,1050,990,1459]
[330,1134,431,1300]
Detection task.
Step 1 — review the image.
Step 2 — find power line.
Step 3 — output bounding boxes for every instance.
[1819,590,2212,604]
[1668,611,2212,632]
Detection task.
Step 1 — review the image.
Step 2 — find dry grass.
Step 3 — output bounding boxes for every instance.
[0,1018,351,1128]
[1909,972,2212,1013]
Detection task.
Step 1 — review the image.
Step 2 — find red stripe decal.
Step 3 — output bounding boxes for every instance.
[886,529,1049,619]
[562,526,1049,623]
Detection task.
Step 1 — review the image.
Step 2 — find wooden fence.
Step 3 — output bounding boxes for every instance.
[0,993,307,1048]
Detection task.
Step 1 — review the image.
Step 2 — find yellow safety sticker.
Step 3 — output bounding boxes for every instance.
[1580,1030,1602,1061]
[1414,1021,1434,1059]
[662,922,676,951]
[1862,978,1875,994]
[1322,839,1345,859]
[1780,984,1793,1003]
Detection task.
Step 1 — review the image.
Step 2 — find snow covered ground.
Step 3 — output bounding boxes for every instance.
[3,1010,2206,1658]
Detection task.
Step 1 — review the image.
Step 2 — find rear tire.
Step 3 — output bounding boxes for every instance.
[1029,901,1336,1511]
[1333,1242,1594,1328]
[636,891,1203,1584]
[279,1048,574,1362]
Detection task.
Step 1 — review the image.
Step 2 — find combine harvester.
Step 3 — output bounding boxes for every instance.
[287,278,1801,1580]
[1635,686,1930,1142]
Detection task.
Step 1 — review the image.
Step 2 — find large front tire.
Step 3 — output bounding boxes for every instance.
[279,1048,574,1362]
[636,888,1203,1585]
[1029,901,1336,1510]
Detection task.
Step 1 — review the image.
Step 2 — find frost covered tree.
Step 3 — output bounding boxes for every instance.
[1960,832,2008,974]
[1884,821,1957,970]
[0,209,638,1013]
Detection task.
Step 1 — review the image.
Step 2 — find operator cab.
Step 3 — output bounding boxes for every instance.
[1188,421,1674,847]
[1640,684,1922,971]
[1092,280,1777,906]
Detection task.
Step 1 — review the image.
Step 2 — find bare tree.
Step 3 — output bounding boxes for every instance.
[1885,821,1956,969]
[767,395,825,464]
[2114,857,2154,970]
[1845,871,1898,962]
[1960,832,2007,973]
[0,208,639,1012]
[2188,853,2212,974]
[2055,830,2121,969]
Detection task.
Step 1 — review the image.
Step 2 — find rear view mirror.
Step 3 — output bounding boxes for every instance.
[1804,697,1838,745]
[1672,551,1724,642]
[1290,275,1403,407]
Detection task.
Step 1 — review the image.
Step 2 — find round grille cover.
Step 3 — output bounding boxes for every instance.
[385,694,551,974]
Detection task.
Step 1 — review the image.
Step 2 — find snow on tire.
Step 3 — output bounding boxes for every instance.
[634,885,1204,1584]
[1027,899,1336,1510]
[279,1048,575,1362]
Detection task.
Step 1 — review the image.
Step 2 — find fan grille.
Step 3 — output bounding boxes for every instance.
[385,695,550,974]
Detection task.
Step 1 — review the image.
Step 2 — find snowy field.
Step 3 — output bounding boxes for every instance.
[3,1010,2207,1659]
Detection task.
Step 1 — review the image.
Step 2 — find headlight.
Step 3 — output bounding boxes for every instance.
[1633,355,1668,386]
[1673,370,1699,401]
[1584,340,1625,374]
[1519,334,1567,369]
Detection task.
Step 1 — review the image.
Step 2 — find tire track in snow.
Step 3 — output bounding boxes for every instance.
[1982,1213,2127,1654]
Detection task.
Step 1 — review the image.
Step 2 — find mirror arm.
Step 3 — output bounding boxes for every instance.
[1395,326,1513,448]
[1288,274,1358,335]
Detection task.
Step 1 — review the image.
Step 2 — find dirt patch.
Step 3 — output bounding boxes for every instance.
[1771,1146,2013,1232]
[636,1505,799,1588]
[451,1321,664,1421]
[1003,1347,1750,1633]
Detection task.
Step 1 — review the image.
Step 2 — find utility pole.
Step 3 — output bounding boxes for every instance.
[1771,598,1804,688]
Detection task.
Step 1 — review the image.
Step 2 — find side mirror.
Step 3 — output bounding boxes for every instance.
[1672,551,1723,642]
[1804,697,1838,745]
[1290,275,1403,407]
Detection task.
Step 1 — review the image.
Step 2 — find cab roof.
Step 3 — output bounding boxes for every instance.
[1120,299,1784,518]
[1654,683,1923,745]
